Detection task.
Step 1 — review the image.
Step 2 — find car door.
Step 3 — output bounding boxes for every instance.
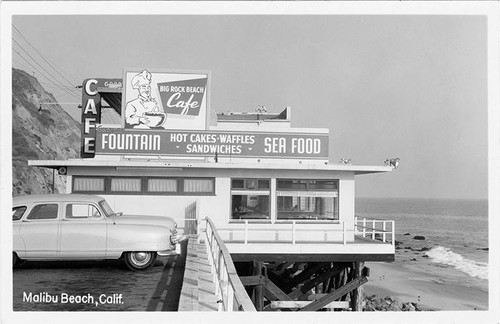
[19,202,60,258]
[59,202,107,258]
[13,205,28,258]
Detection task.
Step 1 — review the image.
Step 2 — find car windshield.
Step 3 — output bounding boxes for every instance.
[98,200,116,217]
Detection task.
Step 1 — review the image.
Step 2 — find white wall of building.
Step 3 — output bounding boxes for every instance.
[67,166,356,241]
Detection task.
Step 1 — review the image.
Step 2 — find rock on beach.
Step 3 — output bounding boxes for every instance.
[363,295,422,312]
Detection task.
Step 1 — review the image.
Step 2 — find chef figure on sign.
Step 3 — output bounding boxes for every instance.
[125,69,166,129]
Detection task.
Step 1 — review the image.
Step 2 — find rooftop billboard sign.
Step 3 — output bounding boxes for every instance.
[96,128,329,159]
[122,69,210,131]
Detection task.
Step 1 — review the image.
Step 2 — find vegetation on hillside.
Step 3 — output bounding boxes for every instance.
[11,68,81,196]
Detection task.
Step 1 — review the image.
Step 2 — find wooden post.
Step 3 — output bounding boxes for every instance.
[253,261,264,311]
[322,278,329,294]
[351,261,364,311]
[299,276,367,312]
[288,264,343,300]
[286,262,328,289]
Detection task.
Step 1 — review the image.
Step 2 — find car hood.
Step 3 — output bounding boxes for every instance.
[109,214,177,230]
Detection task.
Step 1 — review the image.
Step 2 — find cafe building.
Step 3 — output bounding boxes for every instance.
[30,69,396,310]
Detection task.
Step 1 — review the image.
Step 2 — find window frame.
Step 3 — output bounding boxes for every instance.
[277,179,339,191]
[231,178,270,191]
[276,178,340,222]
[109,177,143,195]
[146,177,180,195]
[72,176,106,194]
[181,177,216,196]
[64,203,103,220]
[230,178,271,222]
[12,206,27,221]
[72,176,215,196]
[26,203,60,221]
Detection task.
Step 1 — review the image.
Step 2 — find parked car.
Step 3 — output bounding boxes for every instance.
[12,194,179,270]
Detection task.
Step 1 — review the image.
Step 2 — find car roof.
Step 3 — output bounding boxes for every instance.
[13,194,104,205]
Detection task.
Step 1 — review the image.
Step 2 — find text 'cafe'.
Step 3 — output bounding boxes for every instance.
[30,68,395,263]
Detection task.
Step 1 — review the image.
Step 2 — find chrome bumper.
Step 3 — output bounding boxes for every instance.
[157,243,181,256]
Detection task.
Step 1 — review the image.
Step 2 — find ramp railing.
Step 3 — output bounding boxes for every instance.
[204,217,256,312]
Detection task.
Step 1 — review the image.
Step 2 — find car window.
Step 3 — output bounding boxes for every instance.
[66,204,101,219]
[27,204,59,220]
[98,200,115,217]
[12,206,27,221]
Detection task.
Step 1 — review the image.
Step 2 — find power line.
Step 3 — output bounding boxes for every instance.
[41,102,80,105]
[12,47,80,101]
[13,48,80,100]
[12,59,35,74]
[12,45,80,100]
[38,84,82,101]
[39,80,81,93]
[12,38,79,96]
[12,24,79,86]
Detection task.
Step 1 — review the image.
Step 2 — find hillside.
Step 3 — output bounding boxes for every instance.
[12,68,80,196]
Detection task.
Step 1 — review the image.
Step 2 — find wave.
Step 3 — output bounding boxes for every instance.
[425,246,488,280]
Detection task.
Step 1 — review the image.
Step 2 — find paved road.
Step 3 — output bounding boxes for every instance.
[12,240,187,312]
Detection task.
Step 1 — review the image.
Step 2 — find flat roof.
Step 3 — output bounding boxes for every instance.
[29,159,392,175]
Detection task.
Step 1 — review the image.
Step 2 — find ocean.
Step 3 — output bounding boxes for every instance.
[356,198,489,285]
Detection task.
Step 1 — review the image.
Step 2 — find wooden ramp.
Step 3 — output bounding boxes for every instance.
[178,235,220,311]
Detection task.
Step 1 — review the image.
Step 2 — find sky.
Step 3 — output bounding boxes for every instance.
[9,11,490,200]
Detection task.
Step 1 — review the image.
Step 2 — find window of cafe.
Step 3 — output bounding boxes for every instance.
[276,179,339,221]
[231,178,270,220]
[73,176,215,196]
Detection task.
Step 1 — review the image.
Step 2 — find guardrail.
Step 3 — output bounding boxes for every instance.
[204,217,256,312]
[354,216,395,245]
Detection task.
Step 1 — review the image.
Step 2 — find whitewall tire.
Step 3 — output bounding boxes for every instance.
[123,252,156,270]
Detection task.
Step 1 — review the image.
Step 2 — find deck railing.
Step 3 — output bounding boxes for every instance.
[204,217,257,312]
[218,220,349,245]
[354,216,395,245]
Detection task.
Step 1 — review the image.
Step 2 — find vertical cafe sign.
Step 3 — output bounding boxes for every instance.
[81,78,122,158]
[122,69,210,131]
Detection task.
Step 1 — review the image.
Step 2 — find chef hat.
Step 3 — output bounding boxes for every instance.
[131,69,152,89]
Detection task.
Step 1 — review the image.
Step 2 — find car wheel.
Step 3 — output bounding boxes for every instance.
[123,252,156,270]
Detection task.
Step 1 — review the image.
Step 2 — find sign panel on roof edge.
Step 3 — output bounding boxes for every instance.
[96,128,329,159]
[122,69,210,131]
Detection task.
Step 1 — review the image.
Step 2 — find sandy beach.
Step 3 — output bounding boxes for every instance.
[363,233,488,311]
[364,262,488,311]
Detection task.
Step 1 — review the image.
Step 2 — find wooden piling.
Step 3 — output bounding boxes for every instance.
[351,261,364,311]
[253,261,264,311]
[236,259,368,312]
